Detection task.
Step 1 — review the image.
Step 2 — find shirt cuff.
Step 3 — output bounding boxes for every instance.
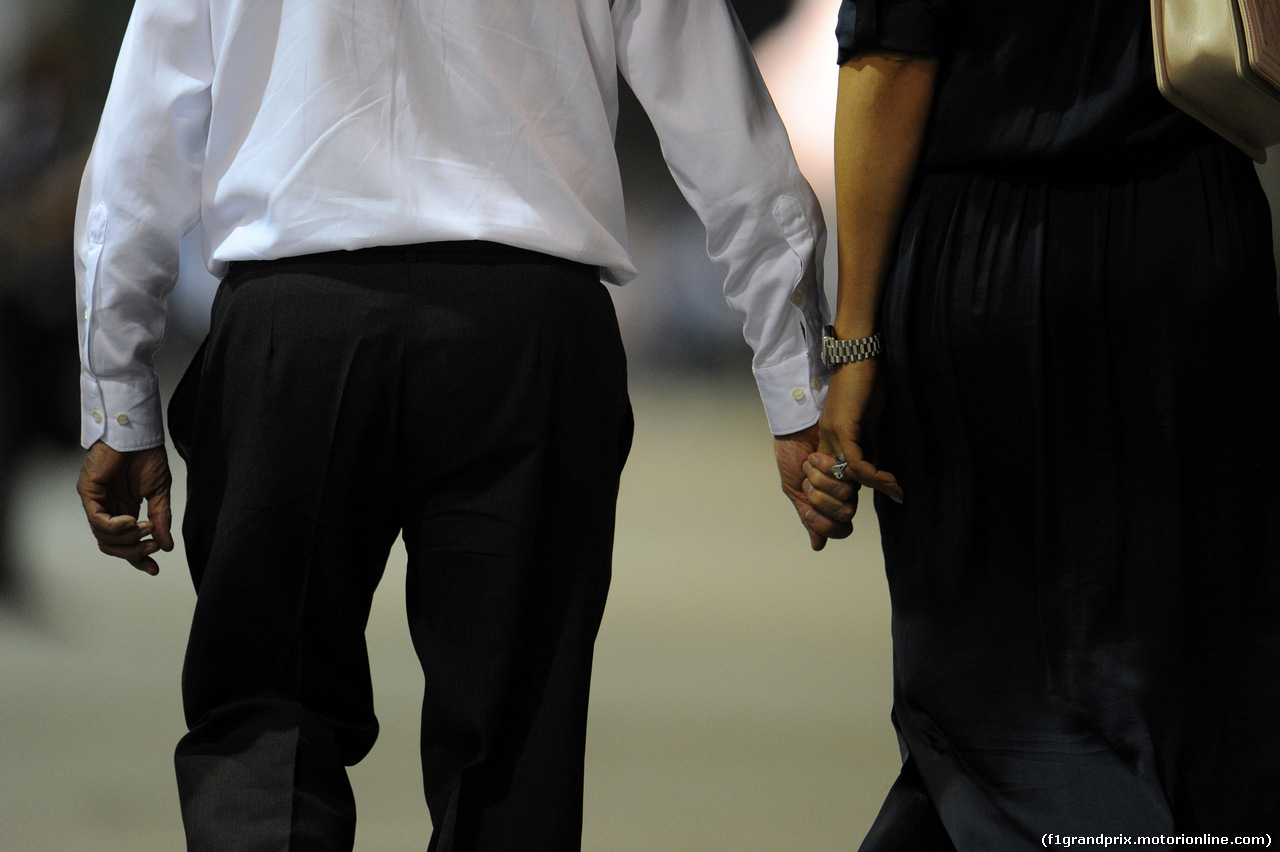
[80,373,166,451]
[754,350,827,436]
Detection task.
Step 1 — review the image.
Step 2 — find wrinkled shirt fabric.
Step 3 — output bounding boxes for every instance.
[77,0,829,451]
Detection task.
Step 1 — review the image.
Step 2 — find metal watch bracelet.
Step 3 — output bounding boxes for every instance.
[821,325,881,368]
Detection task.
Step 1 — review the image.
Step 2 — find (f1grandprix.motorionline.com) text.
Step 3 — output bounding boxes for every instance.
[1042,834,1272,847]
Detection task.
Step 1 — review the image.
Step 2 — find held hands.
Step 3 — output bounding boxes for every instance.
[775,424,853,551]
[76,441,175,576]
[778,358,903,551]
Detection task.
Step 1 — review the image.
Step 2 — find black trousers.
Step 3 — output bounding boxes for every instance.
[167,242,633,852]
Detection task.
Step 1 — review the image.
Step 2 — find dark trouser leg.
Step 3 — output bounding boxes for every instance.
[170,259,409,851]
[395,255,631,852]
[168,245,630,851]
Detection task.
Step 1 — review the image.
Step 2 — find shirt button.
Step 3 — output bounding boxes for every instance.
[91,411,104,424]
[116,414,131,426]
[810,376,823,391]
[84,308,90,320]
[791,387,806,402]
[790,288,804,306]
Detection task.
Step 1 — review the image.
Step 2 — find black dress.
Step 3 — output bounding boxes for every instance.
[836,1,1280,847]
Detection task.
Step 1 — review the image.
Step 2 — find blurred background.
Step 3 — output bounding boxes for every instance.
[1,1,1277,849]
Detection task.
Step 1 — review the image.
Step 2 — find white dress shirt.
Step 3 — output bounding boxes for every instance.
[76,0,829,451]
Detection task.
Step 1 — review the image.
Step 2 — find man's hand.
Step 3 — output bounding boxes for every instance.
[76,441,175,576]
[775,423,855,551]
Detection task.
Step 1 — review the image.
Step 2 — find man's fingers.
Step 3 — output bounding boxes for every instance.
[803,480,857,524]
[98,536,162,562]
[145,492,175,552]
[787,493,849,549]
[93,525,165,576]
[781,482,842,550]
[792,481,855,539]
[87,508,173,564]
[94,530,151,548]
[128,557,161,577]
[804,508,854,541]
[88,512,140,533]
[87,510,144,538]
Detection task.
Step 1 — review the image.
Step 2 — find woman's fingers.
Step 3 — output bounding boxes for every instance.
[809,449,903,505]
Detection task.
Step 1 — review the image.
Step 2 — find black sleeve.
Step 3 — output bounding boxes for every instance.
[835,0,952,65]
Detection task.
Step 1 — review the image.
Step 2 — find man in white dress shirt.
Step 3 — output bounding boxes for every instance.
[73,0,846,849]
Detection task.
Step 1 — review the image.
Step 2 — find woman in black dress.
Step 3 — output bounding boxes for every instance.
[806,0,1280,846]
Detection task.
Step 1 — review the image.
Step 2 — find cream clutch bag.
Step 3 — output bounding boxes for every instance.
[1151,0,1280,162]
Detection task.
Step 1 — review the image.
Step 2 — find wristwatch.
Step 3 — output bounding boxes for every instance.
[821,326,881,369]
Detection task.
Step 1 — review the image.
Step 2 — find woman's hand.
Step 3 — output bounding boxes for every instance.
[807,358,902,525]
[808,50,933,528]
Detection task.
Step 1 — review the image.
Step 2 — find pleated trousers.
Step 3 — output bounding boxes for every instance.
[166,241,633,851]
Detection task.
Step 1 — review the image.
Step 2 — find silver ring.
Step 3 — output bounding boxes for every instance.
[830,453,848,481]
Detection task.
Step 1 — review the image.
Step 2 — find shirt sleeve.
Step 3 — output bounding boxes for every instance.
[612,0,830,436]
[835,0,952,65]
[75,0,214,451]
